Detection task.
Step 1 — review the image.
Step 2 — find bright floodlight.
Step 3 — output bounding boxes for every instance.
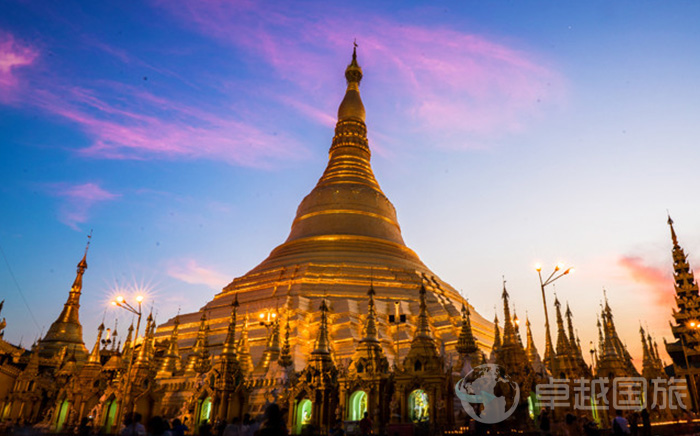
[691,322,696,328]
[136,295,144,303]
[111,301,117,306]
[259,313,265,319]
[271,313,277,318]
[116,296,124,303]
[556,262,564,270]
[535,263,542,272]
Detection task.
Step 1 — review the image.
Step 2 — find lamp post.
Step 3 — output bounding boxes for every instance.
[111,295,143,433]
[681,321,700,412]
[535,263,574,367]
[259,308,277,331]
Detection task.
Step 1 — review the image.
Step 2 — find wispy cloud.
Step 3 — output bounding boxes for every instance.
[618,255,675,308]
[0,29,307,167]
[167,258,229,290]
[0,31,38,101]
[153,1,565,148]
[45,182,120,230]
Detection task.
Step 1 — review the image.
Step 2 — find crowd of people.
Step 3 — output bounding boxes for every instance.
[536,408,653,436]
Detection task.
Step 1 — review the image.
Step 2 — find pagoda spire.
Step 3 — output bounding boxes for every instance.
[361,281,379,343]
[513,308,524,350]
[414,284,432,340]
[456,302,478,356]
[525,316,544,372]
[492,313,501,354]
[157,314,181,377]
[554,296,571,357]
[221,295,239,359]
[313,298,332,355]
[122,322,134,357]
[237,314,253,375]
[278,308,294,369]
[38,234,92,360]
[135,312,155,366]
[185,312,211,374]
[501,281,516,346]
[87,322,105,364]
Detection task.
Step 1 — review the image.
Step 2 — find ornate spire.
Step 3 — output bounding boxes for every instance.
[122,322,134,357]
[313,298,332,355]
[185,312,210,374]
[361,281,379,343]
[554,297,571,357]
[136,312,155,366]
[157,315,181,377]
[278,307,294,368]
[38,235,92,360]
[87,322,105,364]
[501,282,516,347]
[492,313,501,353]
[237,314,253,375]
[525,316,544,372]
[337,43,365,122]
[221,295,239,359]
[456,302,478,356]
[668,214,679,247]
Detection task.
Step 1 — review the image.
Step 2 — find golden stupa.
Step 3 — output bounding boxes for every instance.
[156,48,493,373]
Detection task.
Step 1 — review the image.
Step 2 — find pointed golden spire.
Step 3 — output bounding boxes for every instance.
[237,314,253,375]
[525,316,543,371]
[668,214,679,247]
[554,296,571,357]
[361,281,379,343]
[337,42,365,122]
[501,281,516,346]
[185,312,210,374]
[136,312,155,366]
[456,302,478,356]
[492,313,501,352]
[278,308,294,369]
[414,283,432,340]
[157,315,181,377]
[313,298,332,355]
[122,322,134,357]
[221,295,239,359]
[38,235,92,360]
[88,322,105,364]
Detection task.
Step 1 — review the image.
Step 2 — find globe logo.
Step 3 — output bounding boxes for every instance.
[455,364,520,424]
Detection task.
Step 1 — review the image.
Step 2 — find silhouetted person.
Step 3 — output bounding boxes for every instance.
[122,412,146,436]
[199,419,213,436]
[359,411,373,435]
[612,410,631,435]
[171,419,187,436]
[258,404,288,436]
[640,409,651,436]
[538,408,551,436]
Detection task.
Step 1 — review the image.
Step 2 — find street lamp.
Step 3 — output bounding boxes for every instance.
[110,294,143,433]
[536,263,574,367]
[259,309,277,330]
[681,321,700,412]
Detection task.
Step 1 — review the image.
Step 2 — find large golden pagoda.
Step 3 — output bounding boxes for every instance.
[156,47,492,385]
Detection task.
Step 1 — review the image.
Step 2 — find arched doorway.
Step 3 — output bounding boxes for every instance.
[408,389,429,423]
[294,399,312,435]
[103,398,118,434]
[197,397,213,428]
[55,400,70,432]
[1,402,11,420]
[347,390,367,421]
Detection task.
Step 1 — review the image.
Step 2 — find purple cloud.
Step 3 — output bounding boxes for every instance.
[45,182,120,230]
[153,1,565,147]
[0,32,38,101]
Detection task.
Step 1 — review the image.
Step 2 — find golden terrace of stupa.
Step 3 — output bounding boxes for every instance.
[154,48,494,373]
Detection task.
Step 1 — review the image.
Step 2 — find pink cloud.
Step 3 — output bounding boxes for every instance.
[167,259,229,290]
[0,32,38,101]
[152,1,565,147]
[46,182,120,230]
[618,255,675,308]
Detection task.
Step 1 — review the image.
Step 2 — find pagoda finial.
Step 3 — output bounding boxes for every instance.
[337,43,365,122]
[457,301,478,355]
[88,322,105,364]
[414,283,432,339]
[222,295,239,358]
[668,213,679,247]
[157,314,181,377]
[279,307,294,368]
[313,298,332,355]
[237,314,253,375]
[361,280,379,343]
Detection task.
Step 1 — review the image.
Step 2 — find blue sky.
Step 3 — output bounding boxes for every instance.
[2,1,700,367]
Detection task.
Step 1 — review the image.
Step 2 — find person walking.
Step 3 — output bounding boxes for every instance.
[612,410,631,435]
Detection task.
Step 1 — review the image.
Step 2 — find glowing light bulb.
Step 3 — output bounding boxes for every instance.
[535,263,542,272]
[116,296,124,303]
[136,295,144,303]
